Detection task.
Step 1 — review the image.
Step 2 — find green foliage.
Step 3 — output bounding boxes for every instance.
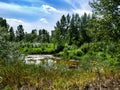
[30,29,38,42]
[8,27,15,42]
[0,17,8,29]
[38,29,50,43]
[57,45,80,59]
[51,13,91,47]
[3,85,10,90]
[19,43,55,54]
[16,25,24,41]
[90,0,120,41]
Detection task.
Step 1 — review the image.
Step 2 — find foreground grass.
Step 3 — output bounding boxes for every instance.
[0,60,120,90]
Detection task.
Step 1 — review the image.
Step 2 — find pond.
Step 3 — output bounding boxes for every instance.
[25,55,79,68]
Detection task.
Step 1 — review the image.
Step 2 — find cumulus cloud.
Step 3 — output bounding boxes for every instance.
[1,0,92,33]
[6,18,53,34]
[0,2,59,15]
[6,18,32,32]
[1,2,65,33]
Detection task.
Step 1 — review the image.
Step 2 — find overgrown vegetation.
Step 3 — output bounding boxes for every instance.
[0,0,120,89]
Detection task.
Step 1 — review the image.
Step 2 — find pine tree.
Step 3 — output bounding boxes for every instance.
[16,25,24,41]
[9,27,15,41]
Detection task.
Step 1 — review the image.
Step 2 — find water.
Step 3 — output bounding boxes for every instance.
[25,55,79,68]
[25,55,55,64]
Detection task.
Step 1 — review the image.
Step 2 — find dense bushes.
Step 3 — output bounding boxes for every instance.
[19,43,55,54]
[57,41,120,71]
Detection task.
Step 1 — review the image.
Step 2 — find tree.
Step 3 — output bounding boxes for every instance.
[38,29,49,43]
[0,18,8,59]
[9,27,15,41]
[52,13,91,47]
[90,0,120,41]
[69,14,80,45]
[31,29,37,42]
[16,25,24,41]
[52,14,71,48]
[0,17,9,41]
[0,17,8,28]
[0,18,18,61]
[79,13,91,44]
[24,32,32,42]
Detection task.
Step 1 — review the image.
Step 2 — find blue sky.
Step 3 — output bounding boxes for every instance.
[0,0,92,33]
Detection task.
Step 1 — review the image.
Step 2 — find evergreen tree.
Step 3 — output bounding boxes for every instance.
[0,18,18,60]
[0,17,8,28]
[53,14,71,47]
[0,17,9,41]
[24,32,32,42]
[31,29,37,42]
[52,13,91,47]
[9,27,15,41]
[16,25,24,41]
[38,29,49,43]
[80,13,91,44]
[69,14,80,45]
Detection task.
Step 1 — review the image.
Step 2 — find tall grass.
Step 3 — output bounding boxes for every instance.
[0,57,120,90]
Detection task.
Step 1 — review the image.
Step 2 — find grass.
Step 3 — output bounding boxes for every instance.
[0,58,120,90]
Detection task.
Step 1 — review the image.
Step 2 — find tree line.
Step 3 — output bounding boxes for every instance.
[51,13,91,49]
[0,0,120,50]
[0,19,50,43]
[0,13,91,44]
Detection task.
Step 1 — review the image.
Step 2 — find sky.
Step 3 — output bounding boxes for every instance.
[0,0,92,33]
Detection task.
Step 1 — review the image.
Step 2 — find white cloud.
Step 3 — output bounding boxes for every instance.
[40,4,62,14]
[0,2,59,15]
[40,18,48,24]
[72,9,92,16]
[2,0,92,35]
[0,2,40,15]
[64,0,91,9]
[1,2,67,33]
[63,0,92,16]
[6,18,53,34]
[41,5,57,12]
[6,18,32,32]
